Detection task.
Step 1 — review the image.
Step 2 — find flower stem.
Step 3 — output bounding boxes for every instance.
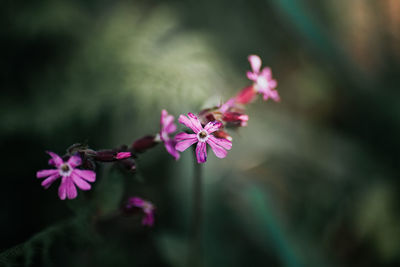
[189,153,203,267]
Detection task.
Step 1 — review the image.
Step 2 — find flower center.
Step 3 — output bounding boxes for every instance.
[59,163,72,176]
[197,130,209,142]
[256,76,268,89]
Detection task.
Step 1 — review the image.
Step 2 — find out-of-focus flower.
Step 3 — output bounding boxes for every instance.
[175,113,232,163]
[160,109,180,160]
[125,197,155,226]
[116,152,131,160]
[36,152,96,200]
[247,55,279,102]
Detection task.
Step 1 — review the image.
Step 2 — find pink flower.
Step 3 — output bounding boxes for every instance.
[247,55,280,102]
[160,109,180,160]
[116,152,131,160]
[126,197,155,226]
[175,113,232,163]
[36,151,96,200]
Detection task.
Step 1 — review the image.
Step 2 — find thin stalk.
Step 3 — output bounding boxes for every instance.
[189,151,203,267]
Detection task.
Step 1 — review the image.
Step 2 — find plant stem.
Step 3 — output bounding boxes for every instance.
[189,153,203,267]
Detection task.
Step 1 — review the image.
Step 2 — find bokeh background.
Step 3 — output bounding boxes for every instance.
[1,0,400,266]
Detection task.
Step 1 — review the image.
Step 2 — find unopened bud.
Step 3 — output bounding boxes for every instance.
[132,135,157,153]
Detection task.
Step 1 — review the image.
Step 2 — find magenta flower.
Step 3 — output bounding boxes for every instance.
[175,113,232,163]
[36,151,96,200]
[160,109,180,160]
[247,55,280,102]
[126,197,155,226]
[116,152,131,160]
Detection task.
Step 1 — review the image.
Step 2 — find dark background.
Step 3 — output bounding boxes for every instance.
[1,0,400,266]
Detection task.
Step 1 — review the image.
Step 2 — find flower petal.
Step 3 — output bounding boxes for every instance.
[142,214,154,226]
[74,169,96,182]
[58,177,67,200]
[41,173,61,189]
[129,197,145,207]
[260,67,272,79]
[178,113,202,133]
[219,98,235,113]
[204,121,223,134]
[66,178,77,199]
[207,137,230,159]
[46,151,63,167]
[71,172,91,190]
[36,169,59,178]
[67,154,82,168]
[248,55,261,73]
[175,134,198,152]
[246,71,258,81]
[116,152,131,160]
[164,140,180,160]
[208,135,232,150]
[196,141,207,163]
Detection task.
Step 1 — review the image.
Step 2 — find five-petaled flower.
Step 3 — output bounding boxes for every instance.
[36,151,96,200]
[126,197,156,226]
[175,113,232,163]
[160,109,180,160]
[247,55,279,102]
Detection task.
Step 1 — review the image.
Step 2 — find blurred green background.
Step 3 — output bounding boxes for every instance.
[1,0,400,266]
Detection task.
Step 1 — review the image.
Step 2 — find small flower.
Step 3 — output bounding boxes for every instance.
[36,151,96,200]
[160,109,180,160]
[175,113,232,163]
[247,55,279,102]
[116,152,131,160]
[126,197,155,226]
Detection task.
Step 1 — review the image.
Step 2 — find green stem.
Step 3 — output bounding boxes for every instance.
[189,152,203,267]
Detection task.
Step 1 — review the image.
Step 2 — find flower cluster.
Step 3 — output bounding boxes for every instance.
[35,55,278,227]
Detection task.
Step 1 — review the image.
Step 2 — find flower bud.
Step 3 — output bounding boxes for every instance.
[132,135,157,153]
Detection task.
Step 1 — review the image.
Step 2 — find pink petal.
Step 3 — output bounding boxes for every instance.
[129,197,145,207]
[219,98,235,113]
[175,135,198,152]
[116,152,131,160]
[204,121,223,134]
[74,169,96,182]
[207,138,228,159]
[248,55,261,73]
[41,173,61,189]
[178,113,202,133]
[142,214,154,226]
[71,172,91,190]
[67,154,82,168]
[195,142,207,163]
[269,79,277,88]
[66,178,77,199]
[246,71,258,81]
[175,132,196,141]
[187,113,203,132]
[208,135,232,150]
[270,90,280,102]
[46,151,63,167]
[164,140,180,160]
[36,169,59,178]
[261,67,272,78]
[58,177,67,200]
